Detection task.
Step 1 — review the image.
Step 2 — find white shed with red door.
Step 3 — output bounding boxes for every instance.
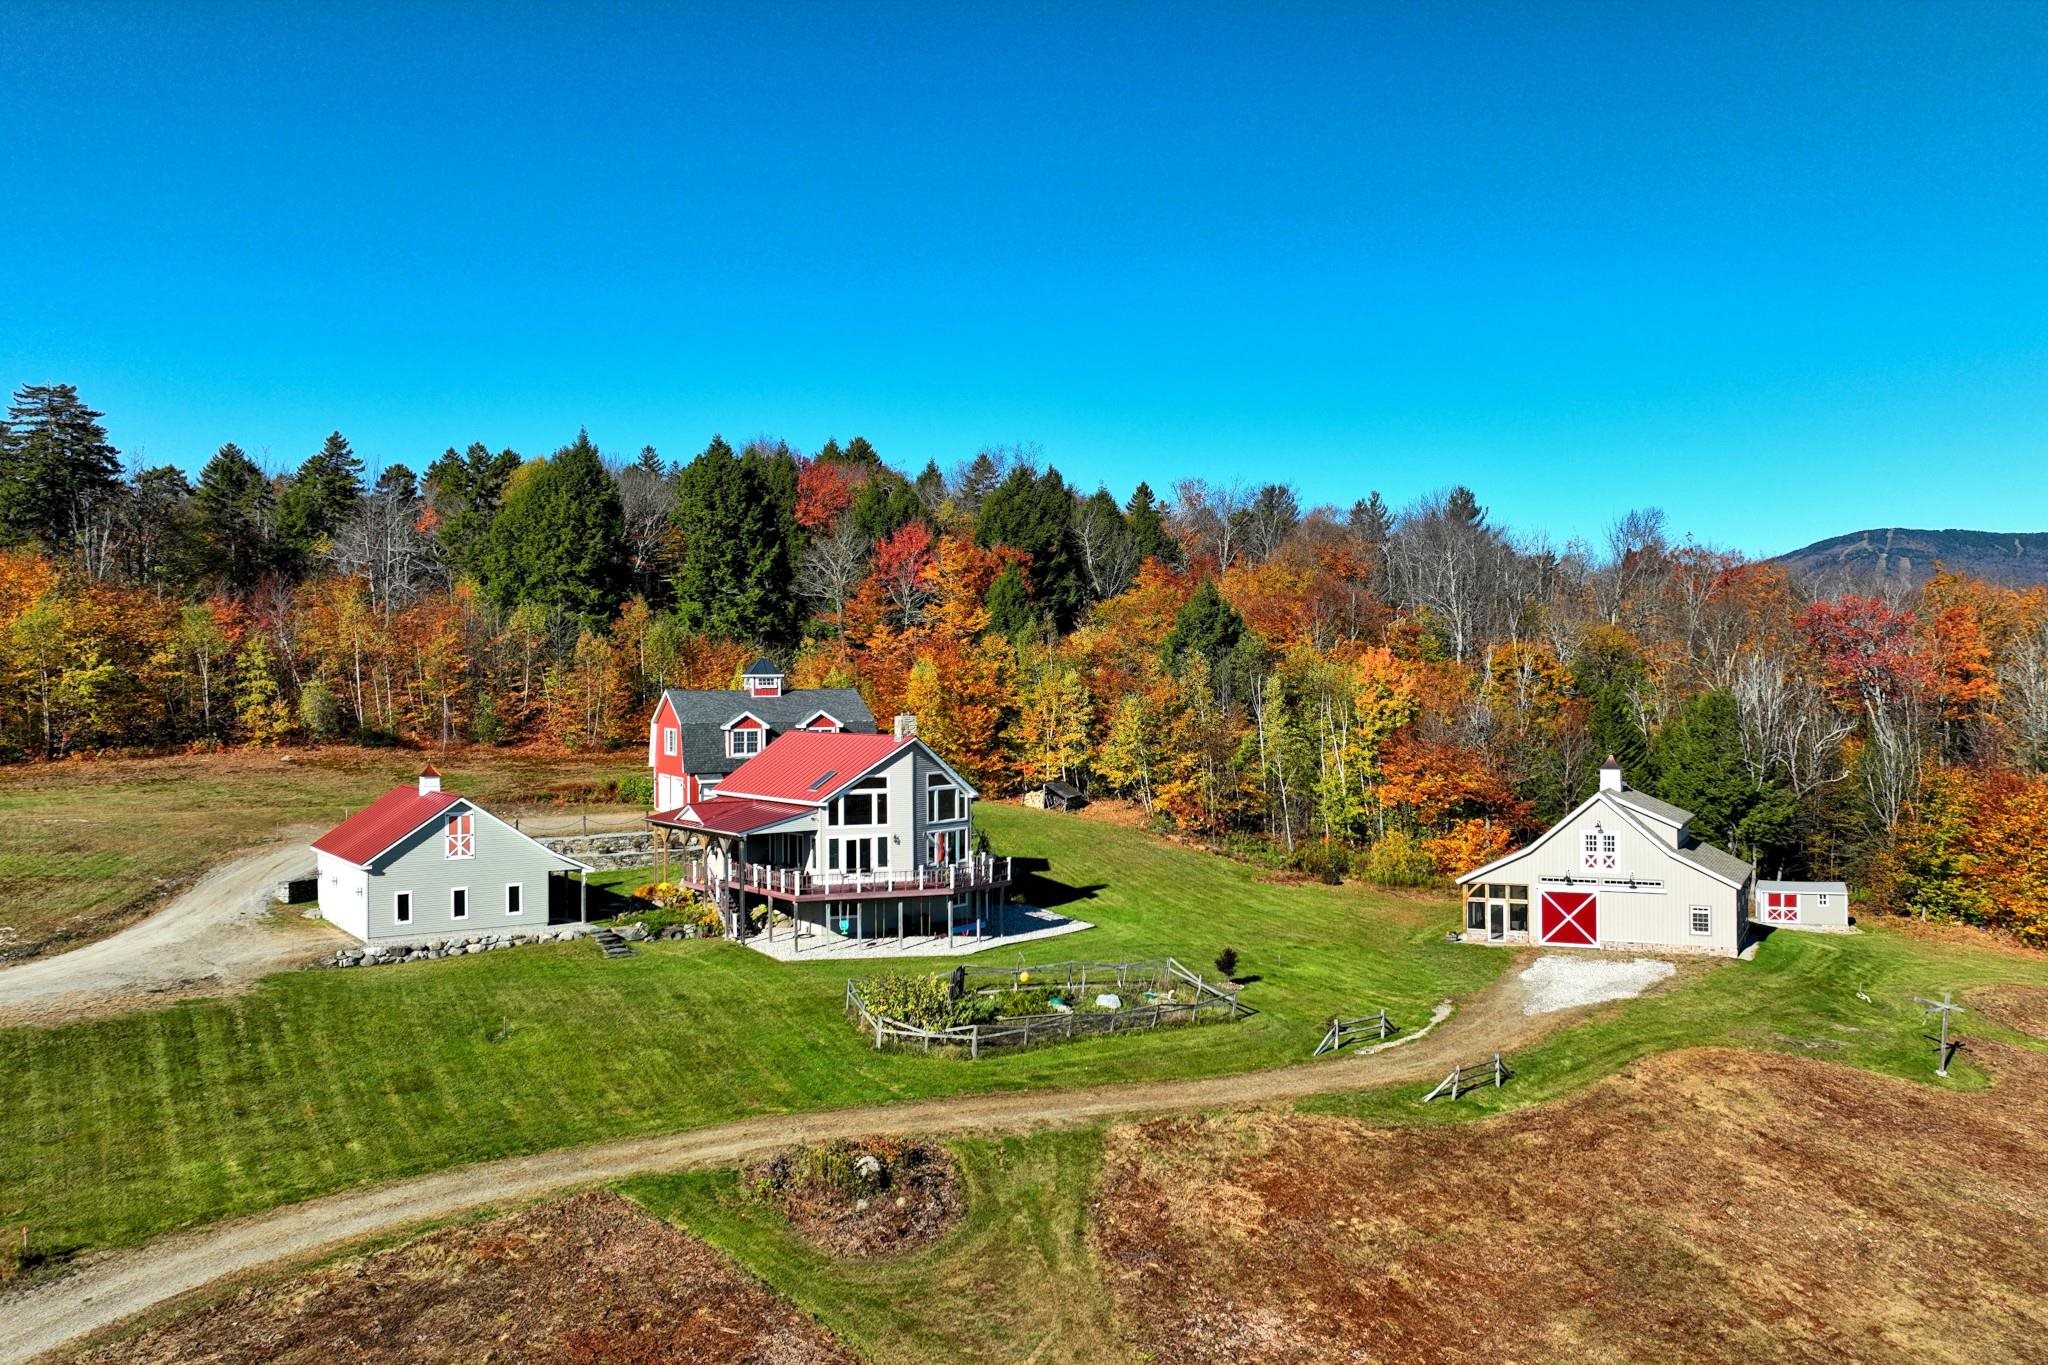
[1454,758,1755,958]
[1754,880,1851,930]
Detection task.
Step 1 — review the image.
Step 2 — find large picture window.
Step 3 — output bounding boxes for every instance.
[445,813,474,859]
[927,773,964,823]
[837,776,889,826]
[929,828,966,865]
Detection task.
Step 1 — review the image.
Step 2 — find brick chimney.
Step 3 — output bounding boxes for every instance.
[893,713,918,741]
[418,764,442,795]
[1598,754,1622,792]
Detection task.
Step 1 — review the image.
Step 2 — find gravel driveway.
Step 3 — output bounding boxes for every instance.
[0,812,647,1027]
[1518,954,1676,1015]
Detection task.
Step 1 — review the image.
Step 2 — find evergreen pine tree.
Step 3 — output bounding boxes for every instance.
[194,442,277,590]
[1124,481,1180,567]
[975,465,1088,627]
[424,441,523,577]
[0,383,123,554]
[670,435,798,642]
[984,562,1037,638]
[275,431,365,564]
[1348,490,1393,541]
[478,430,628,627]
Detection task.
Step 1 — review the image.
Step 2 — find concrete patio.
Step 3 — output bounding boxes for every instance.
[737,903,1093,961]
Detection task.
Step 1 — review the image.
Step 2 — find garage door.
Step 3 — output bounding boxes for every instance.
[1539,889,1598,946]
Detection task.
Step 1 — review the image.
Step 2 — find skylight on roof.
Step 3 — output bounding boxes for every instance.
[807,769,838,792]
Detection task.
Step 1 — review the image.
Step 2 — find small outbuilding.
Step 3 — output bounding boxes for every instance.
[1036,779,1087,813]
[1755,880,1851,930]
[311,767,591,943]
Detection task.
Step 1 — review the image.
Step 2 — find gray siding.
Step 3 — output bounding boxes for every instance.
[363,799,571,941]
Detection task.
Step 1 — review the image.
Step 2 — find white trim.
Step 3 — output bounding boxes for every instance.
[798,709,843,730]
[1689,905,1713,936]
[394,890,413,925]
[506,882,524,916]
[719,710,771,731]
[663,727,678,757]
[727,727,765,758]
[451,886,469,920]
[445,811,475,859]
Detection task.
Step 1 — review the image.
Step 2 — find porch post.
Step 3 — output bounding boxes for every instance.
[946,896,953,946]
[579,867,587,924]
[897,899,904,947]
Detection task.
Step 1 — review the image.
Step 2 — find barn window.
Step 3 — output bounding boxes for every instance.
[663,727,678,757]
[445,813,474,859]
[1817,893,1831,907]
[394,891,412,925]
[1689,906,1711,936]
[1465,897,1485,930]
[506,883,522,916]
[728,727,763,758]
[1508,885,1529,932]
[451,887,468,920]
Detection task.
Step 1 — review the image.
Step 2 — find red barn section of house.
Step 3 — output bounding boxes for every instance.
[647,660,876,812]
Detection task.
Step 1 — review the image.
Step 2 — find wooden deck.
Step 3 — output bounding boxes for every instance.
[676,853,1015,904]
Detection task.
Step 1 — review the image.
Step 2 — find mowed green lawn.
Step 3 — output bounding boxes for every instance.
[623,1128,1129,1365]
[0,803,1499,1259]
[0,748,639,959]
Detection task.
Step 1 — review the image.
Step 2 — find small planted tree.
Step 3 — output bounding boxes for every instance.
[1214,947,1239,979]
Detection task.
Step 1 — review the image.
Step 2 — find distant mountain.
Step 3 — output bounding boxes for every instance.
[1773,528,2048,590]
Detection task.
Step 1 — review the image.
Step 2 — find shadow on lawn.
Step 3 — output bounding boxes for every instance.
[1010,857,1105,911]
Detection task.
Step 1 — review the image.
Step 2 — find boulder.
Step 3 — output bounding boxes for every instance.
[466,942,486,954]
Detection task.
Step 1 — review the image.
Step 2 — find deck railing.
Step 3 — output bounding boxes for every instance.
[677,852,1014,899]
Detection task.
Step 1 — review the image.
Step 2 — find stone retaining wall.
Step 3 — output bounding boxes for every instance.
[537,829,658,870]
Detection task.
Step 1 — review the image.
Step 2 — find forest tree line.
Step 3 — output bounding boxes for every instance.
[3,381,2045,941]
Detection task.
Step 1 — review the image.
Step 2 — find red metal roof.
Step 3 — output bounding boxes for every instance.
[714,730,911,804]
[311,784,461,866]
[650,797,813,835]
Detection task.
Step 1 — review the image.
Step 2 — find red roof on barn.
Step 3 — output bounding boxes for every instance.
[650,797,813,835]
[715,730,911,803]
[312,784,461,866]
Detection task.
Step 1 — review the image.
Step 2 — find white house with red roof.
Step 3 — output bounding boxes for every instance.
[312,766,591,943]
[648,715,1016,950]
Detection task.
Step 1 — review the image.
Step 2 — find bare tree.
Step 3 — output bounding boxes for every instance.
[1170,478,1250,568]
[329,485,440,618]
[1383,490,1499,662]
[1998,622,2048,772]
[614,449,678,595]
[1235,483,1301,564]
[1072,492,1140,600]
[1730,648,1854,796]
[797,519,869,638]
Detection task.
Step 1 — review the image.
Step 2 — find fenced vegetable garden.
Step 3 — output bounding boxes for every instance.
[845,957,1247,1057]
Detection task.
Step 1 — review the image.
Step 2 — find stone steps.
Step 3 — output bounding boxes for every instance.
[589,928,637,959]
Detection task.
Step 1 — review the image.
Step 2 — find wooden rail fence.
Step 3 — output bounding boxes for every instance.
[1313,1009,1395,1057]
[1422,1053,1511,1102]
[845,957,1247,1058]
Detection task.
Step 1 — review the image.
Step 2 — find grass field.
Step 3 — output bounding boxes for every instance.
[0,747,640,960]
[623,1129,1128,1365]
[0,800,1499,1260]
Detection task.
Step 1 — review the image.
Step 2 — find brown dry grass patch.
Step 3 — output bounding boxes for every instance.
[1970,984,2048,1040]
[1096,1046,2048,1364]
[78,1191,853,1364]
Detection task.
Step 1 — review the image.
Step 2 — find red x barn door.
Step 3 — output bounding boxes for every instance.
[1539,890,1598,946]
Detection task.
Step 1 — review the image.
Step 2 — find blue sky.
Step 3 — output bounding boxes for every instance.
[3,2,2044,557]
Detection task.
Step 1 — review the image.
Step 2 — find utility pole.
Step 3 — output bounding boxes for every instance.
[1914,992,1966,1077]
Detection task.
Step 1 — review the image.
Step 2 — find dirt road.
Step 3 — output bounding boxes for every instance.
[0,813,647,1028]
[0,962,1587,1363]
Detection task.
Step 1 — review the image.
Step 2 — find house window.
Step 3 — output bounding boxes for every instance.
[445,813,474,859]
[663,727,678,757]
[874,837,888,869]
[394,891,412,925]
[827,838,839,871]
[838,776,888,826]
[451,887,468,920]
[1465,896,1486,930]
[728,727,763,758]
[1508,884,1529,932]
[1689,906,1711,936]
[506,883,522,916]
[930,828,966,864]
[927,773,963,823]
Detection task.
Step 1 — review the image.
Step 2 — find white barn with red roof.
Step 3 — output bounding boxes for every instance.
[312,767,591,943]
[649,715,1017,950]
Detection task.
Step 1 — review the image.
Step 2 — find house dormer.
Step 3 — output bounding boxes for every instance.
[742,658,785,698]
[723,711,769,758]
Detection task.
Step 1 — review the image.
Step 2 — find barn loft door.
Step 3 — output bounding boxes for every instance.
[1539,890,1598,946]
[1764,892,1799,924]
